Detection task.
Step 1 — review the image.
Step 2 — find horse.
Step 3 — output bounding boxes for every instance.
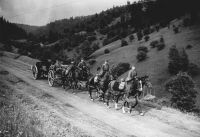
[105,79,127,109]
[64,65,90,90]
[87,71,114,101]
[122,75,151,115]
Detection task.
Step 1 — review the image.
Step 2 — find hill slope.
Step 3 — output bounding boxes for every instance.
[90,21,200,106]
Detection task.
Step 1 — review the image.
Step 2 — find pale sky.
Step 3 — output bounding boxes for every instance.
[0,0,138,26]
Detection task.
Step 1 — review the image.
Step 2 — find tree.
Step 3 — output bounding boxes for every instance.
[121,39,128,47]
[79,40,92,58]
[168,45,181,74]
[179,48,189,72]
[137,51,147,62]
[168,46,189,75]
[129,35,134,42]
[165,72,198,112]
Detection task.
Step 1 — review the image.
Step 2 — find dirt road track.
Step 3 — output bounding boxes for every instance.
[1,55,200,137]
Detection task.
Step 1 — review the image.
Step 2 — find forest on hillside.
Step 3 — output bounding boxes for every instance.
[1,0,199,61]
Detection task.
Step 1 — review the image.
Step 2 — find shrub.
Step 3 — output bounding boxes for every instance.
[143,28,150,35]
[121,39,128,47]
[111,62,130,78]
[88,59,96,65]
[155,25,160,32]
[92,43,100,52]
[104,49,110,54]
[137,51,147,62]
[157,43,165,51]
[87,35,96,42]
[4,44,12,52]
[165,72,198,112]
[173,26,179,34]
[144,35,150,42]
[150,40,159,48]
[136,31,143,41]
[137,46,148,53]
[103,38,109,46]
[183,18,191,27]
[160,36,164,43]
[186,44,192,49]
[188,63,199,76]
[129,35,134,42]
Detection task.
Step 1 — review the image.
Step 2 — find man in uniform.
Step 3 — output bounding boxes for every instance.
[78,58,88,79]
[126,65,137,82]
[100,60,110,78]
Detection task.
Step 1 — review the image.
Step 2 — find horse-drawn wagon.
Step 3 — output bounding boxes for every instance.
[31,61,51,80]
[47,64,70,87]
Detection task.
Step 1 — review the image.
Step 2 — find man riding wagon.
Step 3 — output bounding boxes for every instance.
[78,58,89,80]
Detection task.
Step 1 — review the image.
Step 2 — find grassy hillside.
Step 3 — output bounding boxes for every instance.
[90,20,200,106]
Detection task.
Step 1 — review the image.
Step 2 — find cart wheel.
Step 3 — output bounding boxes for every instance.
[48,70,55,87]
[32,65,39,80]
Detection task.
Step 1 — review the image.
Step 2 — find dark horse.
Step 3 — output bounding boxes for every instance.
[106,75,150,114]
[87,72,114,101]
[62,65,90,89]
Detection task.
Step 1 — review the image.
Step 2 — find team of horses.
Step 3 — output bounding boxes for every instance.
[58,65,151,115]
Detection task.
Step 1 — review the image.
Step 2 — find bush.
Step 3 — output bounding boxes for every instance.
[92,43,100,52]
[4,44,12,52]
[104,49,110,54]
[87,35,97,42]
[183,18,192,27]
[155,25,160,32]
[137,51,147,62]
[137,46,148,53]
[136,31,143,41]
[160,36,164,43]
[103,38,109,46]
[111,62,130,78]
[186,44,192,49]
[157,43,165,51]
[88,59,96,65]
[150,40,159,48]
[129,35,134,42]
[165,72,198,112]
[143,28,151,35]
[173,26,179,34]
[144,35,150,42]
[188,63,199,76]
[121,39,128,47]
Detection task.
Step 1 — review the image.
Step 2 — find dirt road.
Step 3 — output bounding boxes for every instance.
[1,55,200,137]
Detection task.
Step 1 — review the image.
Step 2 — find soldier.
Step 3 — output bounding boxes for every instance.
[54,59,63,74]
[126,65,137,82]
[100,60,110,77]
[78,58,89,79]
[78,58,87,70]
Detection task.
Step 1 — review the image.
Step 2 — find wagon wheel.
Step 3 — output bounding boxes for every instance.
[32,65,39,80]
[48,70,55,87]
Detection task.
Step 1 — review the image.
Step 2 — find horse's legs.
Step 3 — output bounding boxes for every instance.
[88,87,94,101]
[122,100,126,113]
[129,97,138,114]
[106,92,111,108]
[114,95,120,110]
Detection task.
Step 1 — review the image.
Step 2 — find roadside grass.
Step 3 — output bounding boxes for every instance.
[0,87,44,137]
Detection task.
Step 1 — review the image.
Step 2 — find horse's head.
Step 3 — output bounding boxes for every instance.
[138,75,151,88]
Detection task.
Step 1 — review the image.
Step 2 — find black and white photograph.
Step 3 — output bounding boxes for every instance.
[0,0,200,136]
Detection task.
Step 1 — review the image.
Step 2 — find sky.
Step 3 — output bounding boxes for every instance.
[0,0,138,26]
